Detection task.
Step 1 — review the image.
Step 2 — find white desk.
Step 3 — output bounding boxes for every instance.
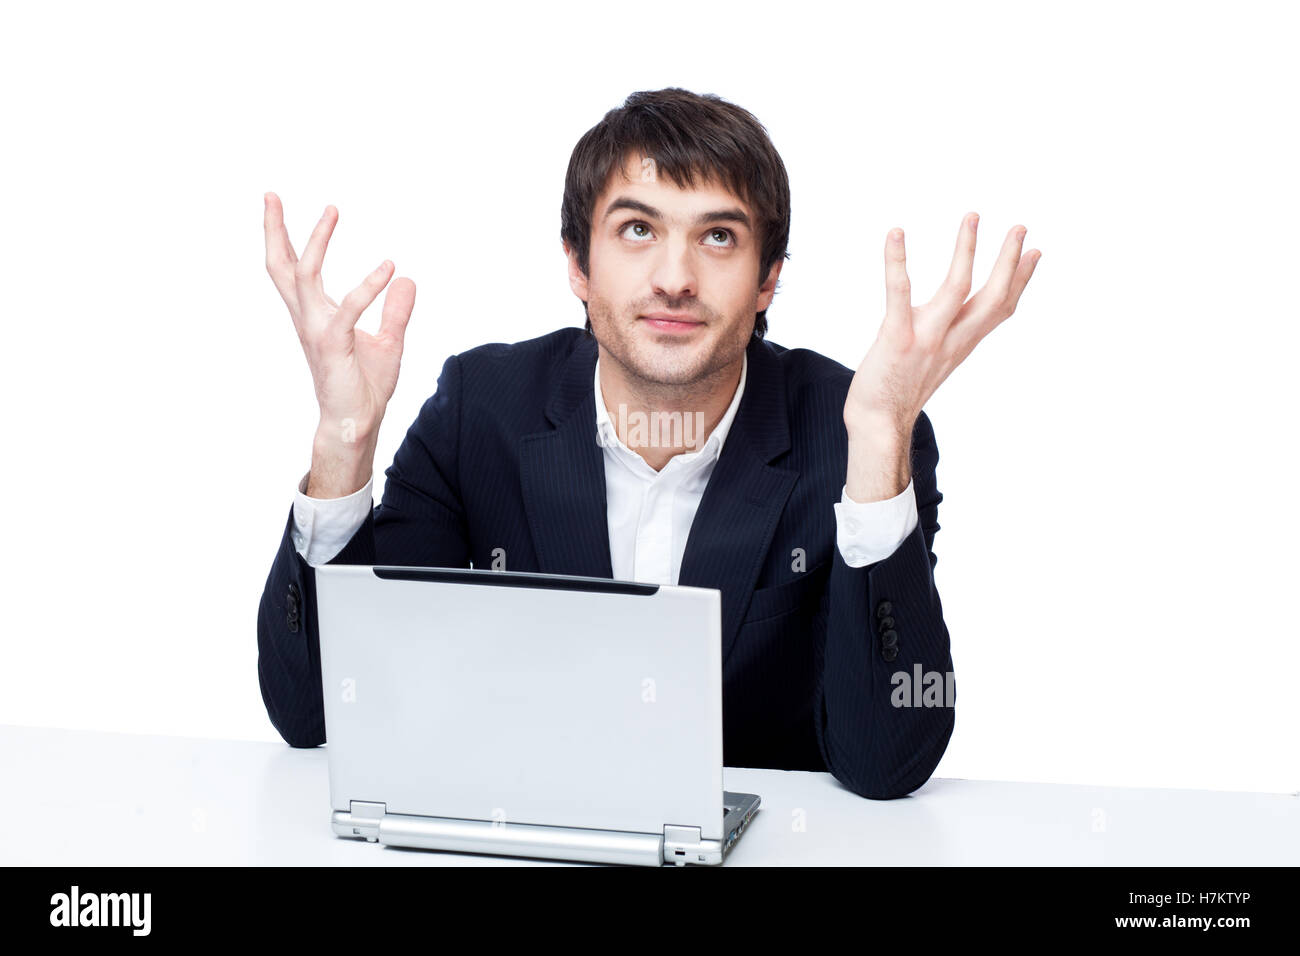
[3,724,1295,866]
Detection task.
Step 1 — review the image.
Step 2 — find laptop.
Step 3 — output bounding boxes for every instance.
[312,563,761,866]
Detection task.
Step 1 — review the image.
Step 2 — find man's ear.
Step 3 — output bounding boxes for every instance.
[756,256,784,312]
[563,239,590,303]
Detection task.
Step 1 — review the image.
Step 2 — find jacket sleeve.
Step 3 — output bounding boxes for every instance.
[256,354,471,747]
[814,409,955,798]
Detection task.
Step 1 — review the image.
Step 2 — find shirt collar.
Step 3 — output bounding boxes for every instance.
[594,350,748,464]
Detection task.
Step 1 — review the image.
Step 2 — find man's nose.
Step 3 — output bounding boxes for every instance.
[649,237,699,300]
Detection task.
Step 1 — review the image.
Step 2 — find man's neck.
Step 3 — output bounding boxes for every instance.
[597,346,744,472]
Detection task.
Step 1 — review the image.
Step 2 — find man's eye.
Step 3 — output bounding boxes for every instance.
[704,228,735,247]
[621,221,653,241]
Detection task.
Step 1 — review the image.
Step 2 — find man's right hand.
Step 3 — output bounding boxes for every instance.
[263,193,416,498]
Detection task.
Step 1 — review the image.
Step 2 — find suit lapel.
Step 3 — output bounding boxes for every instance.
[678,336,799,665]
[518,334,615,578]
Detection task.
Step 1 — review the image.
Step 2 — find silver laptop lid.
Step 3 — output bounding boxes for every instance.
[314,565,725,841]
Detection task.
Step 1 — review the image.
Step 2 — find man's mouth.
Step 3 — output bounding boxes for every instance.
[638,313,704,334]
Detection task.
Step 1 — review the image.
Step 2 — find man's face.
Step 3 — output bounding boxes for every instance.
[566,152,781,390]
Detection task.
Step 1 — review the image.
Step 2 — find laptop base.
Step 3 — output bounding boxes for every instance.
[332,791,760,867]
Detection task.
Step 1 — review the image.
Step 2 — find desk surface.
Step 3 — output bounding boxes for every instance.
[3,724,1295,866]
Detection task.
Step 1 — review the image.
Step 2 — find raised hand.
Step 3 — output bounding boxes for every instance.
[263,193,416,496]
[843,214,1040,502]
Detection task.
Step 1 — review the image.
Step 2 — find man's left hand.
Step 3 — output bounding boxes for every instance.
[843,213,1040,502]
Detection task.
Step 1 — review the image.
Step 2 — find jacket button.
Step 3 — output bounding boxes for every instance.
[882,646,898,662]
[876,601,893,619]
[877,616,895,632]
[880,629,898,649]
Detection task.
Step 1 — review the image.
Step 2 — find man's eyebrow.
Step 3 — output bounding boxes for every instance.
[601,196,752,231]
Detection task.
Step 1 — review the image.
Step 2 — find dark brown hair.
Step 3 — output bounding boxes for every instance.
[560,88,791,338]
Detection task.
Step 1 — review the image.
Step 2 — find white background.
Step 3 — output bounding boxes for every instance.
[2,0,1296,794]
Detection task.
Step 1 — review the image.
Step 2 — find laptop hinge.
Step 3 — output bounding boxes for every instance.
[662,825,708,867]
[334,800,387,842]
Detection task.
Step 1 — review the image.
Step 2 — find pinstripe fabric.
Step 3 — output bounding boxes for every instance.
[256,326,955,799]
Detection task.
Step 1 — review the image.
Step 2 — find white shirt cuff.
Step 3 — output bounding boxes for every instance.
[833,478,919,568]
[292,471,374,567]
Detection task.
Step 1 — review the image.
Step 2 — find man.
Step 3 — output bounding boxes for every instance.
[257,88,1040,800]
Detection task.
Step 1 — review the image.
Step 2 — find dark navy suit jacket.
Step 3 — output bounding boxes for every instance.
[257,327,955,799]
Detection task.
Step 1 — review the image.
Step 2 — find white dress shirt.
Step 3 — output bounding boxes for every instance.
[595,353,747,584]
[291,353,919,577]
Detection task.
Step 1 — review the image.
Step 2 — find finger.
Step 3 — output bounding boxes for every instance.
[929,212,978,320]
[333,260,396,333]
[954,246,1041,342]
[377,277,417,349]
[980,225,1027,305]
[294,205,339,308]
[882,228,912,335]
[263,192,300,310]
[1003,247,1041,315]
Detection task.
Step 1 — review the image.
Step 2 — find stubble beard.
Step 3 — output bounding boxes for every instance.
[587,294,750,402]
